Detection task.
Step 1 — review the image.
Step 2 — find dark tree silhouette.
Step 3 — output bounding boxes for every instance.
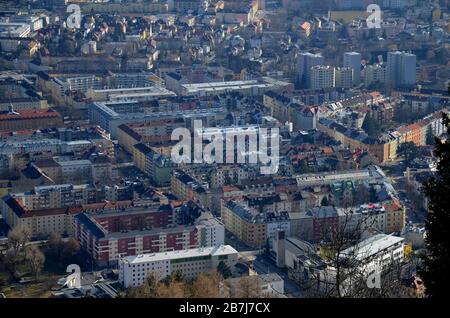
[362,115,380,138]
[397,142,420,165]
[420,113,450,298]
[426,126,434,145]
[217,260,232,279]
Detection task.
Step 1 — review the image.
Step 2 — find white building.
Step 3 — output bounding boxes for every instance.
[339,234,405,278]
[119,245,238,287]
[335,67,353,89]
[310,65,335,90]
[56,159,92,184]
[387,51,416,87]
[195,213,225,247]
[343,52,361,85]
[297,52,324,88]
[364,64,386,87]
[180,78,291,97]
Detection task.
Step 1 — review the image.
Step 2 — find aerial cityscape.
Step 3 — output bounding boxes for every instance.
[0,0,449,302]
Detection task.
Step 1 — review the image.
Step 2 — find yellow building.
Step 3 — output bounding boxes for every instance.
[384,201,406,234]
[221,200,267,248]
[263,91,293,124]
[0,180,12,197]
[133,143,175,186]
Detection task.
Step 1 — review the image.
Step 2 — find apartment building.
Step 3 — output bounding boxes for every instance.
[297,52,324,88]
[210,165,256,189]
[386,51,416,88]
[1,194,80,238]
[180,78,293,97]
[171,169,208,202]
[119,245,238,287]
[133,143,176,186]
[364,64,386,87]
[73,199,225,265]
[18,184,101,210]
[0,109,63,132]
[339,234,405,278]
[317,110,447,163]
[310,66,335,90]
[117,119,184,154]
[0,76,48,112]
[335,67,353,89]
[89,100,227,138]
[343,52,361,85]
[221,200,290,248]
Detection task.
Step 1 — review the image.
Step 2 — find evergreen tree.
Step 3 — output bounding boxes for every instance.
[426,126,434,145]
[217,260,232,279]
[420,113,450,297]
[397,141,420,165]
[362,115,380,138]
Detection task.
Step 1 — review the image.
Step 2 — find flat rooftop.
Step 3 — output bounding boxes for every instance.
[121,245,238,264]
[340,234,404,261]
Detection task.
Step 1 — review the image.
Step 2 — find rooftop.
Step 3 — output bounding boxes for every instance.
[121,245,238,264]
[340,234,404,262]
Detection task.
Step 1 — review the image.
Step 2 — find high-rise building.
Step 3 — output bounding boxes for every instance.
[386,51,416,87]
[335,67,353,89]
[364,64,386,87]
[310,65,335,90]
[343,52,362,85]
[297,52,324,88]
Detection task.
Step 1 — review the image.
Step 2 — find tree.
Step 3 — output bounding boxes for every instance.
[25,246,45,280]
[420,113,450,297]
[304,207,412,298]
[167,270,184,283]
[237,276,262,298]
[217,261,232,279]
[5,226,31,275]
[191,272,221,298]
[156,279,186,298]
[62,238,80,260]
[8,226,31,257]
[397,142,420,165]
[298,159,310,173]
[362,115,380,138]
[426,126,434,145]
[45,233,64,264]
[125,273,158,298]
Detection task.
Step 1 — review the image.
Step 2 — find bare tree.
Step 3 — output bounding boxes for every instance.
[191,271,222,298]
[156,279,187,298]
[25,246,45,280]
[236,276,263,298]
[62,238,80,259]
[304,206,411,298]
[4,226,32,276]
[125,273,158,298]
[7,226,31,257]
[308,205,392,298]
